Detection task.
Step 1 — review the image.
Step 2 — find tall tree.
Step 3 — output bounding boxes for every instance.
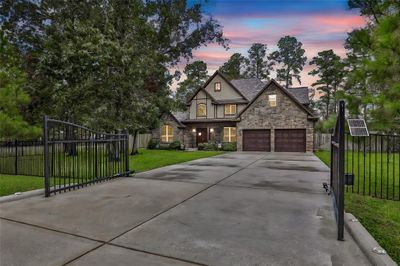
[219,53,248,80]
[0,31,41,139]
[269,36,307,88]
[309,50,346,119]
[175,61,209,109]
[343,0,400,131]
[1,0,229,137]
[245,43,273,80]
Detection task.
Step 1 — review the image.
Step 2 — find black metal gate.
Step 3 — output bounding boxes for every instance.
[330,101,345,241]
[43,116,130,197]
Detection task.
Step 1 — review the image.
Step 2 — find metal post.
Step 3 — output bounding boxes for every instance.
[337,100,345,241]
[15,139,18,175]
[330,135,333,186]
[43,116,50,197]
[125,131,129,176]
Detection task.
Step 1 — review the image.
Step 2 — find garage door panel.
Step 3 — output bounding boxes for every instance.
[275,129,306,152]
[243,130,271,151]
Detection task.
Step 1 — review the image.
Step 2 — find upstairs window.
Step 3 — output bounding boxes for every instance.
[161,125,173,143]
[214,82,221,91]
[224,104,237,115]
[223,127,237,142]
[268,94,277,107]
[197,103,207,117]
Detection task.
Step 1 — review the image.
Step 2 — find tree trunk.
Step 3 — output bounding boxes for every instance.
[325,91,330,120]
[130,130,139,155]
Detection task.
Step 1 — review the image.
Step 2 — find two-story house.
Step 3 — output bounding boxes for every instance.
[152,70,317,152]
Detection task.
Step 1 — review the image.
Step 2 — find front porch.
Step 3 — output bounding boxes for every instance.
[183,121,237,148]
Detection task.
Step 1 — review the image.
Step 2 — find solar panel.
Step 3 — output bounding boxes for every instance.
[347,119,369,136]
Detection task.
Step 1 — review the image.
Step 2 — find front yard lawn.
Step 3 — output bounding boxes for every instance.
[130,149,225,172]
[0,175,47,197]
[0,149,224,197]
[315,151,400,264]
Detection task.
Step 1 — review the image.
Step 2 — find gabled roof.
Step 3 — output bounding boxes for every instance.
[236,79,317,119]
[286,87,310,105]
[187,70,249,104]
[169,111,187,128]
[230,78,265,101]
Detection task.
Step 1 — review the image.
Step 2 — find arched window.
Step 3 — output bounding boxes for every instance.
[161,125,173,143]
[197,103,207,117]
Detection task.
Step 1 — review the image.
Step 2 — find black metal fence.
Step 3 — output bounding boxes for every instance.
[330,101,345,241]
[0,140,44,176]
[43,117,130,197]
[345,133,400,201]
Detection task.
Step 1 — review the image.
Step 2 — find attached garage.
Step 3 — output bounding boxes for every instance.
[274,129,306,152]
[242,129,271,151]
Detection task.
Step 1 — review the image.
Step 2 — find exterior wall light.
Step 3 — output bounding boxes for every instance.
[210,128,214,133]
[198,132,202,136]
[192,128,196,133]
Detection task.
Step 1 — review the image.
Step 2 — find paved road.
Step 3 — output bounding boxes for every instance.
[0,152,370,266]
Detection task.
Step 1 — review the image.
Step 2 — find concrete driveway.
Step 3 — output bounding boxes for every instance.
[0,152,370,266]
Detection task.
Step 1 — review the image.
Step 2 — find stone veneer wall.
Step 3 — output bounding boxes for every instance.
[151,114,184,145]
[236,83,314,152]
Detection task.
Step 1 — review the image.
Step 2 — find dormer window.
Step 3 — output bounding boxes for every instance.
[214,82,221,92]
[269,94,277,107]
[197,103,206,117]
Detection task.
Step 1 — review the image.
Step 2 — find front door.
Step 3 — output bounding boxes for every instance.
[196,128,208,146]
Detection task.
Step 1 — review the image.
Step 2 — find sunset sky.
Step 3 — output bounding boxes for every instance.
[177,0,366,88]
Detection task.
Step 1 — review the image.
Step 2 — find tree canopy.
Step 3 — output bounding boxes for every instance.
[269,36,307,88]
[1,0,228,137]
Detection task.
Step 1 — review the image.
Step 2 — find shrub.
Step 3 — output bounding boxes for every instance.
[147,139,159,149]
[198,141,218,151]
[169,140,182,150]
[197,143,207,150]
[222,142,236,151]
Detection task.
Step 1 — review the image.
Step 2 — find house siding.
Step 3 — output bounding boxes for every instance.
[236,83,314,152]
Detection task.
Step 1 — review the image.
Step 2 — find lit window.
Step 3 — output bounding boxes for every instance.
[161,125,173,143]
[214,82,221,91]
[269,94,277,107]
[223,127,237,142]
[197,103,206,117]
[224,104,237,115]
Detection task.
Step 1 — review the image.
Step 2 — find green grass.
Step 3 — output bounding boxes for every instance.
[0,174,49,196]
[0,149,224,197]
[315,151,400,264]
[129,149,225,172]
[316,150,399,200]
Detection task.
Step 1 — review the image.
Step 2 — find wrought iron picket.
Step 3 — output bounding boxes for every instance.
[43,116,130,197]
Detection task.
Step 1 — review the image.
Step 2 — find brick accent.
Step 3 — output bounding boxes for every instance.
[236,83,314,152]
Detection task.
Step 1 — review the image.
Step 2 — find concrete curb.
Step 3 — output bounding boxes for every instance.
[0,188,44,204]
[345,212,397,266]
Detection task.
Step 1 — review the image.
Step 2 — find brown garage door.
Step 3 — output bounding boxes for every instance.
[275,129,306,152]
[243,130,271,151]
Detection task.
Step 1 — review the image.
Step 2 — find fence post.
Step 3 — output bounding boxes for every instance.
[337,100,345,241]
[14,139,18,175]
[125,131,129,176]
[43,116,50,197]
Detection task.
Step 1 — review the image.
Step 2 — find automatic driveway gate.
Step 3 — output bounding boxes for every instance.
[330,101,345,241]
[43,116,130,197]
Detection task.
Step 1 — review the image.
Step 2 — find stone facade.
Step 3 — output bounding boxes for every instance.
[151,114,185,145]
[236,83,314,152]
